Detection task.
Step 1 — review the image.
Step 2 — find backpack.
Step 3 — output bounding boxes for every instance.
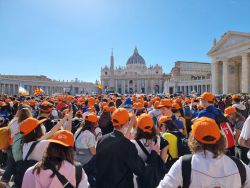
[181,155,246,188]
[169,131,191,157]
[12,132,23,162]
[136,140,167,188]
[72,118,82,134]
[0,127,11,150]
[207,109,235,149]
[14,141,39,188]
[47,161,83,188]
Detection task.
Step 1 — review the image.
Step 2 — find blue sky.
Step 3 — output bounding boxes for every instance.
[0,0,250,83]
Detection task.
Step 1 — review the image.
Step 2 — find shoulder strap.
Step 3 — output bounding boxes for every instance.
[136,140,150,156]
[181,154,192,188]
[229,156,246,186]
[75,129,83,142]
[24,141,39,161]
[49,164,74,188]
[75,163,82,188]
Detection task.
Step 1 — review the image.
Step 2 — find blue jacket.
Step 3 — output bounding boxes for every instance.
[197,105,220,120]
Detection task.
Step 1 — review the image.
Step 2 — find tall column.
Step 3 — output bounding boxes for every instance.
[212,61,219,94]
[241,53,249,93]
[223,60,229,94]
[145,80,148,94]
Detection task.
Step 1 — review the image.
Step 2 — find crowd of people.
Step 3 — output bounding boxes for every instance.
[0,92,250,187]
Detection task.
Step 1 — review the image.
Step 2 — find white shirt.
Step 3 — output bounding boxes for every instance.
[240,115,250,141]
[9,117,19,138]
[157,151,250,188]
[74,130,96,149]
[23,140,50,161]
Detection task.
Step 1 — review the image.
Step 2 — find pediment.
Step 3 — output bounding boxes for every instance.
[208,31,250,55]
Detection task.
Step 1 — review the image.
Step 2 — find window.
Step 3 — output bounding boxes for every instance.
[105,72,108,75]
[129,80,133,84]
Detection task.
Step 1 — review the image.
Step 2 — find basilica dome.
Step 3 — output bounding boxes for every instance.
[126,48,146,65]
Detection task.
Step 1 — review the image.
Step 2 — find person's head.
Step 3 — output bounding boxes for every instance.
[199,92,215,108]
[112,108,131,134]
[135,113,156,141]
[224,106,237,122]
[158,116,178,133]
[189,117,226,158]
[158,99,172,116]
[39,101,53,117]
[172,103,181,114]
[16,104,32,117]
[33,130,75,175]
[82,113,98,132]
[232,94,241,104]
[18,107,32,123]
[20,117,47,143]
[75,110,83,118]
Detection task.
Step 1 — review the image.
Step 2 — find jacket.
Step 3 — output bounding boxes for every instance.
[96,130,146,188]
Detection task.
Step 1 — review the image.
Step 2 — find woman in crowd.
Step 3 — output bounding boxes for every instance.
[22,130,89,188]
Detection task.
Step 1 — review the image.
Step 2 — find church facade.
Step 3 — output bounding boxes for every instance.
[100,48,166,94]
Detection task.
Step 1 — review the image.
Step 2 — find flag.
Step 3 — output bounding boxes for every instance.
[39,87,45,93]
[97,81,102,90]
[34,88,41,95]
[18,86,29,96]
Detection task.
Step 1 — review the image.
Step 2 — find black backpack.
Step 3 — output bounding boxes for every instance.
[181,155,247,188]
[169,131,191,157]
[14,141,40,188]
[136,140,168,188]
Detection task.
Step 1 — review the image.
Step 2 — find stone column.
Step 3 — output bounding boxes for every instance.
[115,80,118,92]
[241,53,249,93]
[212,61,219,94]
[223,60,229,94]
[145,79,148,94]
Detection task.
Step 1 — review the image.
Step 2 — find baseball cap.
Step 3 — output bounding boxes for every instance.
[49,130,74,147]
[172,103,180,110]
[20,117,47,135]
[191,117,221,144]
[109,106,116,112]
[102,106,110,112]
[232,94,241,100]
[85,113,98,123]
[137,113,154,133]
[88,97,95,106]
[198,92,215,103]
[112,108,130,126]
[39,101,53,112]
[157,99,172,108]
[66,95,74,103]
[158,116,172,125]
[224,107,237,117]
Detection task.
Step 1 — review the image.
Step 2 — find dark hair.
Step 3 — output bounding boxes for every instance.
[162,120,179,132]
[33,142,74,177]
[81,120,95,132]
[134,126,157,142]
[23,125,43,143]
[233,98,241,103]
[188,133,226,158]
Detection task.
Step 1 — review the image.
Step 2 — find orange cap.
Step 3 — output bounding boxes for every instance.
[153,101,160,108]
[29,100,36,107]
[172,103,180,110]
[88,97,95,106]
[192,117,221,144]
[158,116,172,125]
[144,101,148,106]
[49,130,74,147]
[224,107,237,117]
[66,95,74,103]
[109,106,116,112]
[137,113,154,133]
[87,106,96,111]
[102,106,110,112]
[112,108,130,126]
[0,101,4,107]
[20,117,47,136]
[85,113,98,123]
[199,92,215,103]
[232,94,241,100]
[40,101,53,112]
[158,99,172,108]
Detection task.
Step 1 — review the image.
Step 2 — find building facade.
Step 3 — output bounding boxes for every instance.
[101,48,166,94]
[0,75,97,95]
[208,31,250,94]
[163,61,212,95]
